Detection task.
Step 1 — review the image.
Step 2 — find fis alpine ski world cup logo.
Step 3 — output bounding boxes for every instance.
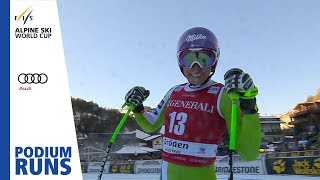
[14,6,53,39]
[18,73,48,91]
[15,6,33,25]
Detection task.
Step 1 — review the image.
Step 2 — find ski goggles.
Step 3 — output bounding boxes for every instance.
[177,48,218,68]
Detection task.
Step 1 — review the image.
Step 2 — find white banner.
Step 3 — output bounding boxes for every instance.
[215,155,264,175]
[87,162,109,174]
[134,160,162,174]
[10,1,82,179]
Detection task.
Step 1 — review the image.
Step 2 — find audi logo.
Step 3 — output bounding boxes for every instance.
[18,73,48,84]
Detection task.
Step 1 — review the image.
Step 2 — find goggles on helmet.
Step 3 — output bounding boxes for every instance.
[177,48,218,68]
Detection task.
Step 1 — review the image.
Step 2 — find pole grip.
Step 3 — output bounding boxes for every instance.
[229,92,239,150]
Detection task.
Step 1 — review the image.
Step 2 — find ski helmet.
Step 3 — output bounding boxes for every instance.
[177,27,220,74]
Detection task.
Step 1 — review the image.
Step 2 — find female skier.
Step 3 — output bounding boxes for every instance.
[124,27,261,180]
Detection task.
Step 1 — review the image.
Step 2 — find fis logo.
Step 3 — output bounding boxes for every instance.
[207,86,220,94]
[15,6,33,25]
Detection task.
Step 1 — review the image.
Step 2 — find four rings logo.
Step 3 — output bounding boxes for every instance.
[18,73,48,84]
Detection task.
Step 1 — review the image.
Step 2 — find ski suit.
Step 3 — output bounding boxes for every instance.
[134,79,261,180]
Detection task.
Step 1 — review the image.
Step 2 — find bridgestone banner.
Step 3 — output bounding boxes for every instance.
[134,160,162,174]
[214,155,264,175]
[215,161,264,174]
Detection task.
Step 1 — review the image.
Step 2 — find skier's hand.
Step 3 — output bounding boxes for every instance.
[224,68,256,98]
[125,86,150,113]
[224,68,258,114]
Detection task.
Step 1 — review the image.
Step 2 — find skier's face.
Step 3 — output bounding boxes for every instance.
[183,64,211,85]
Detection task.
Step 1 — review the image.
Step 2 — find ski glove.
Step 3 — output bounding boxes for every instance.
[224,68,255,96]
[224,68,258,114]
[125,86,150,113]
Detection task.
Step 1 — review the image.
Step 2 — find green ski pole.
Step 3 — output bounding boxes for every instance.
[97,103,135,180]
[228,86,258,180]
[228,92,239,180]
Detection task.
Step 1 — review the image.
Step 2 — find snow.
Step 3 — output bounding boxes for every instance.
[125,129,151,139]
[83,173,320,180]
[143,134,162,141]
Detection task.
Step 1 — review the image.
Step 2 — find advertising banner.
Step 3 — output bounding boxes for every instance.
[265,150,320,159]
[109,163,134,174]
[214,155,264,175]
[134,160,162,174]
[265,157,320,176]
[87,162,109,174]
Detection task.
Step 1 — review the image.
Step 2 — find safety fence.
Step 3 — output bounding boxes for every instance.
[81,150,320,176]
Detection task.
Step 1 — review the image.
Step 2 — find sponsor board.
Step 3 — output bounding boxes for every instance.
[215,160,264,175]
[134,160,162,174]
[265,150,320,159]
[265,156,320,176]
[109,163,134,174]
[87,162,109,173]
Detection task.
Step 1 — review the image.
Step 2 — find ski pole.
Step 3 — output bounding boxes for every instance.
[228,86,258,180]
[228,92,239,180]
[97,102,135,180]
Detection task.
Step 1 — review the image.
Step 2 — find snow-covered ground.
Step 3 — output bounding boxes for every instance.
[83,173,319,180]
